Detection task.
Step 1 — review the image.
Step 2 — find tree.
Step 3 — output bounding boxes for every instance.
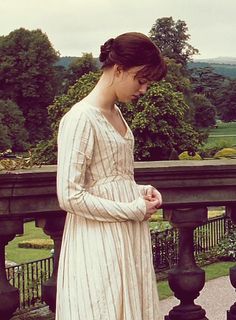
[149,17,199,66]
[0,28,59,143]
[191,94,216,128]
[120,82,202,160]
[189,66,227,101]
[0,100,29,151]
[65,53,98,88]
[0,116,11,152]
[217,80,236,122]
[32,71,100,165]
[164,58,192,93]
[33,72,202,164]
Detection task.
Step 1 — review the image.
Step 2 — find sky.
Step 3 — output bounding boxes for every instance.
[0,0,235,59]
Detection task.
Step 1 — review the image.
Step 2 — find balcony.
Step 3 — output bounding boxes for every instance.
[0,159,236,320]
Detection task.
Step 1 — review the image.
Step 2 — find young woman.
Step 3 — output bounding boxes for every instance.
[56,32,167,320]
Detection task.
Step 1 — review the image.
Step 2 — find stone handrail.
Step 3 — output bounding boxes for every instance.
[0,160,236,320]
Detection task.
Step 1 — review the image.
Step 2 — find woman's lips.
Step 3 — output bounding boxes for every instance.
[131,95,140,101]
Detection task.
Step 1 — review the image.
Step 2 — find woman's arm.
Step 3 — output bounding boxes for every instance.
[57,109,146,222]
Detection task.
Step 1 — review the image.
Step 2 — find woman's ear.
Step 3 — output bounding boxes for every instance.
[114,64,123,77]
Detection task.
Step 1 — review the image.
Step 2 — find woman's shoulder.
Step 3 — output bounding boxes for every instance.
[61,100,97,123]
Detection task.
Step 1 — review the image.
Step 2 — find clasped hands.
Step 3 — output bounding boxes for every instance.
[143,186,162,221]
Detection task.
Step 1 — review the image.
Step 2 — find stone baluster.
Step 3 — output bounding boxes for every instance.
[36,212,66,313]
[0,217,23,320]
[164,207,208,320]
[227,205,236,320]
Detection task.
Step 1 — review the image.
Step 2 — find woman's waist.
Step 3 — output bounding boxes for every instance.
[86,173,134,188]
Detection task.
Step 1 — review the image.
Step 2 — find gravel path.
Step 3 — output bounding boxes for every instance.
[160,276,236,320]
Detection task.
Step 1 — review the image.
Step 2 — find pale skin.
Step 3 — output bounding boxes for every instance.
[84,64,162,220]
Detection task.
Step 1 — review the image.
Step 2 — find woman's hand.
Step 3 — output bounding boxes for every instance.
[145,186,162,206]
[143,186,162,221]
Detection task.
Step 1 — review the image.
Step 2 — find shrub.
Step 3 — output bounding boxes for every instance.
[178,151,202,160]
[214,148,236,159]
[18,239,54,250]
[0,100,29,152]
[199,139,236,158]
[32,71,100,165]
[215,230,236,261]
[0,150,33,171]
[121,81,202,160]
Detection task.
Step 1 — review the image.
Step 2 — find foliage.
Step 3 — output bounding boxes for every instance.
[217,80,236,122]
[18,239,54,250]
[53,65,69,95]
[121,81,202,160]
[188,66,236,123]
[213,147,236,159]
[0,117,11,151]
[0,28,59,143]
[65,53,98,89]
[215,230,236,261]
[149,17,199,66]
[178,151,202,160]
[0,99,29,152]
[32,71,100,165]
[199,139,236,158]
[189,66,226,101]
[164,58,192,93]
[31,137,57,167]
[191,94,216,128]
[0,151,33,171]
[33,72,202,163]
[188,61,236,80]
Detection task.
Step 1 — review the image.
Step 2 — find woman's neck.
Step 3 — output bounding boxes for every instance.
[85,71,117,113]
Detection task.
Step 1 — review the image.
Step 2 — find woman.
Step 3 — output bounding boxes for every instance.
[56,32,167,320]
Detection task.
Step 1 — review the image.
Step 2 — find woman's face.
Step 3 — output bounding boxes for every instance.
[114,65,152,103]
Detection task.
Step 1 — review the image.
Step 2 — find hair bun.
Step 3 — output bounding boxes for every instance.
[99,38,114,62]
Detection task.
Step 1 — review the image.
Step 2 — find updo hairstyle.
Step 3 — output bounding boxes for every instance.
[99,32,167,81]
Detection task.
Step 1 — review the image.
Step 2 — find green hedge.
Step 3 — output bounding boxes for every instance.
[18,239,54,250]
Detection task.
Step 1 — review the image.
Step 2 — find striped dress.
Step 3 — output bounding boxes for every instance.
[56,101,161,320]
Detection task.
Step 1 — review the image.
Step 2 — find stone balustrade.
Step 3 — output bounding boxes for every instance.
[0,160,236,320]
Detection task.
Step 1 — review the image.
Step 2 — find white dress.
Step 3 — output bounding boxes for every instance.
[56,101,161,320]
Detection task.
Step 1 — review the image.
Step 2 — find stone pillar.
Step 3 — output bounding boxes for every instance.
[0,217,23,320]
[36,212,66,312]
[164,207,208,320]
[227,205,236,320]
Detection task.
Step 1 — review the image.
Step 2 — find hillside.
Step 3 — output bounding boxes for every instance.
[194,57,236,65]
[56,56,100,69]
[56,56,236,79]
[55,56,77,68]
[188,61,236,79]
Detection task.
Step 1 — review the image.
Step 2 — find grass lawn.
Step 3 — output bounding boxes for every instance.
[206,121,236,147]
[157,261,235,300]
[209,121,236,136]
[6,221,52,264]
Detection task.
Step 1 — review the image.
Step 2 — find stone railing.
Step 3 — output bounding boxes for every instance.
[0,160,236,320]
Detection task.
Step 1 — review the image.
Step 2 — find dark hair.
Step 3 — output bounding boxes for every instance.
[99,32,167,81]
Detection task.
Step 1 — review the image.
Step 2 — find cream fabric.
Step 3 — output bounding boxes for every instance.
[56,101,161,320]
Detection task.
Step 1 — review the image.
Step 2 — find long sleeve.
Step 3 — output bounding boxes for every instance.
[138,184,152,196]
[56,108,146,222]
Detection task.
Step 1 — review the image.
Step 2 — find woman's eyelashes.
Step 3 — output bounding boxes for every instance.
[138,79,148,85]
[137,78,153,88]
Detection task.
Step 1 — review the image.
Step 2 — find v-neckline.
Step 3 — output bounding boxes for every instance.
[86,102,129,139]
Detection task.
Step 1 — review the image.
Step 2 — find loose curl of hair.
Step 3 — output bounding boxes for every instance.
[99,32,167,81]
